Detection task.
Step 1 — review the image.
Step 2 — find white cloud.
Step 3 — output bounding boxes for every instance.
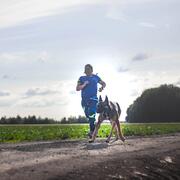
[0,53,19,61]
[0,52,30,64]
[106,6,127,22]
[154,53,180,61]
[0,51,50,64]
[118,67,129,73]
[2,75,10,79]
[15,80,77,108]
[0,100,12,107]
[24,87,59,98]
[139,22,157,28]
[132,53,150,61]
[165,23,170,29]
[0,0,104,28]
[17,97,68,108]
[0,80,80,119]
[107,0,159,6]
[0,91,10,96]
[130,89,140,97]
[129,52,180,76]
[38,51,49,63]
[0,93,18,107]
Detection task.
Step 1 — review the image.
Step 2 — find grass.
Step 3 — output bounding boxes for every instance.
[0,123,180,143]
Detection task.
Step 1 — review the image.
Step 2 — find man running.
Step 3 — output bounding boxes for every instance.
[76,64,106,138]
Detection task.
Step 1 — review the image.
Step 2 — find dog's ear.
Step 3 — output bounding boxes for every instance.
[105,96,109,104]
[99,95,103,102]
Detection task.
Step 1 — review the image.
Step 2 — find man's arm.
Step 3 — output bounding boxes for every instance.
[99,80,106,92]
[76,81,89,91]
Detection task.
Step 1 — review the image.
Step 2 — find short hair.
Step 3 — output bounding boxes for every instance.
[85,64,93,71]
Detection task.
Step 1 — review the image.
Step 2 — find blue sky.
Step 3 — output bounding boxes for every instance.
[0,0,180,121]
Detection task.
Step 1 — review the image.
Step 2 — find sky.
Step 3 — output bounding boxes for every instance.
[0,0,180,121]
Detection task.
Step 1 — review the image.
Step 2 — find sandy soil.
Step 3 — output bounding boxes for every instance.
[0,133,180,180]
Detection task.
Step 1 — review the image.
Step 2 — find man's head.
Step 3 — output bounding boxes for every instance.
[84,64,93,76]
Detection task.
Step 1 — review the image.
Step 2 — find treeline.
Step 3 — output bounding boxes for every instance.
[0,115,88,124]
[126,84,180,123]
[0,115,57,124]
[60,116,88,124]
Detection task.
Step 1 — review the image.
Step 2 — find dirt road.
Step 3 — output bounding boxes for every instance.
[0,133,180,180]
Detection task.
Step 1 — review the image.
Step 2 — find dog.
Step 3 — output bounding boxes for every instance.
[89,95,125,143]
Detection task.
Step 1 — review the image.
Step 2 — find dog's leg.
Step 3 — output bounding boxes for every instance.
[89,114,103,143]
[106,120,116,143]
[106,115,119,143]
[116,119,125,142]
[114,123,119,141]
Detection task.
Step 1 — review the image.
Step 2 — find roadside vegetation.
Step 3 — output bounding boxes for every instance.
[1,123,180,143]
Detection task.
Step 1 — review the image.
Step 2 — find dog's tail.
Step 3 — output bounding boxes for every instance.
[116,102,121,116]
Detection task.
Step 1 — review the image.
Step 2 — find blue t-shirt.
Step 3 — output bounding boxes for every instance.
[78,74,101,101]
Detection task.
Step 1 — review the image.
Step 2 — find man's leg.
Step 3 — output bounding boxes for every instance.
[87,100,97,137]
[81,101,92,137]
[88,115,96,133]
[82,99,97,138]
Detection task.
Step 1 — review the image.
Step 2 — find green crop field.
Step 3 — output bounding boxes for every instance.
[0,123,180,143]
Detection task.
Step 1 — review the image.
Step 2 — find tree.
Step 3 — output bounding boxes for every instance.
[126,84,180,123]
